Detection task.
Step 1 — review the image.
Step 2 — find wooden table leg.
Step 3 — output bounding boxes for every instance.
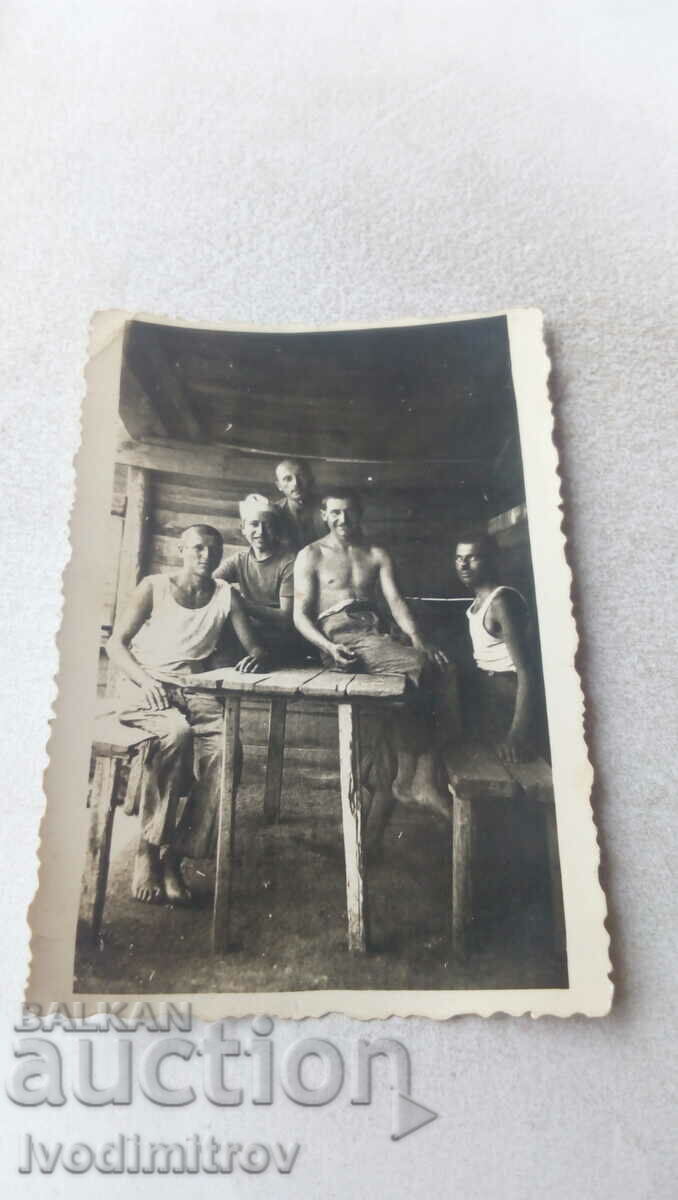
[79,755,122,944]
[337,701,369,952]
[263,697,287,825]
[451,786,473,960]
[211,696,241,954]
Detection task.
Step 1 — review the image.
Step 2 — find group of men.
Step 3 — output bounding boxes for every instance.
[107,458,540,905]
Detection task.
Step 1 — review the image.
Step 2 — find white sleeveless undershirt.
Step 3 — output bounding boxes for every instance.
[466,586,526,673]
[131,574,232,673]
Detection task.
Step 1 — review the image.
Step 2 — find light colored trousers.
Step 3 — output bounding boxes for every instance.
[116,679,230,859]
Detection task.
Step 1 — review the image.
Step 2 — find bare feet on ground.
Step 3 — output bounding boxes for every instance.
[162,853,193,905]
[392,756,452,823]
[132,842,164,903]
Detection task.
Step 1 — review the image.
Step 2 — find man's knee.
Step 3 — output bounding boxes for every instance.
[157,708,191,751]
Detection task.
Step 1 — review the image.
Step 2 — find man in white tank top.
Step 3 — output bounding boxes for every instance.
[455,535,539,763]
[107,524,268,906]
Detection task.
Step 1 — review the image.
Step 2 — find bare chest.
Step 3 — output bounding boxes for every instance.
[319,548,377,594]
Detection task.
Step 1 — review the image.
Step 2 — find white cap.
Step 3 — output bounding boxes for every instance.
[239,493,276,521]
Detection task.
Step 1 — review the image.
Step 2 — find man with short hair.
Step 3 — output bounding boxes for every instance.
[107,524,267,906]
[293,490,451,819]
[455,534,541,763]
[214,494,305,664]
[274,458,325,551]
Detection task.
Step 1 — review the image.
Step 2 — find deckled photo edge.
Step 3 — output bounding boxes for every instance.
[25,307,612,1021]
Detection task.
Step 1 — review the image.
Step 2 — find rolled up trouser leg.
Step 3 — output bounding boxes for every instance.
[115,696,193,846]
[320,609,434,753]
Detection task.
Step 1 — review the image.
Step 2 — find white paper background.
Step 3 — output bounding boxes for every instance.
[1,1,676,1196]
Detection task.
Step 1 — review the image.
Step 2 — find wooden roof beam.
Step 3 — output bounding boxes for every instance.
[130,341,205,443]
[116,435,493,489]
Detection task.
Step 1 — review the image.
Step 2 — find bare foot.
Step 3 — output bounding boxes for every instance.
[392,755,416,801]
[392,777,452,822]
[162,853,193,905]
[132,842,164,903]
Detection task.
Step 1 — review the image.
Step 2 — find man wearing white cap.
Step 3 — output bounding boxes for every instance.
[214,494,304,664]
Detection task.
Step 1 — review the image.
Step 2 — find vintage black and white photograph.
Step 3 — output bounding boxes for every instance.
[30,309,610,1018]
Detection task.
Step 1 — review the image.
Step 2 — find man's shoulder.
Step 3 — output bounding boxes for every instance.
[491,585,526,606]
[296,537,326,562]
[266,548,296,575]
[139,572,164,592]
[214,550,244,580]
[359,540,389,562]
[277,549,297,568]
[487,586,528,620]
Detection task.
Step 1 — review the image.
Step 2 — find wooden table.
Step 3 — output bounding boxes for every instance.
[166,665,407,955]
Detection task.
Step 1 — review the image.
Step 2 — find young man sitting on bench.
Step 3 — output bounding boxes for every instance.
[107,524,267,906]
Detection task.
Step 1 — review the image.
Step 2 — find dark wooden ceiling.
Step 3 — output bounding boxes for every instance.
[119,316,523,490]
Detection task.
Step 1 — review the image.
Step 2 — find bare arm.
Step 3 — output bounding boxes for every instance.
[377,550,449,667]
[213,556,238,583]
[238,593,294,627]
[490,591,536,762]
[106,578,170,710]
[293,549,357,668]
[229,588,270,673]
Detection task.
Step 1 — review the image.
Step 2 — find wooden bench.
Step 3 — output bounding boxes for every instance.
[446,744,564,960]
[81,667,406,955]
[79,713,156,944]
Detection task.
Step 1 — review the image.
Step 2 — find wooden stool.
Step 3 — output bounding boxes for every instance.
[79,716,156,944]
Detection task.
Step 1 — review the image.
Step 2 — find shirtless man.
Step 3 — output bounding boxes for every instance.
[107,524,267,905]
[456,535,540,763]
[214,493,305,664]
[293,489,451,818]
[274,458,325,551]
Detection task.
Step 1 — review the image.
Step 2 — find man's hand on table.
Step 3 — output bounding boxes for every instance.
[411,635,449,669]
[235,648,270,674]
[325,643,360,670]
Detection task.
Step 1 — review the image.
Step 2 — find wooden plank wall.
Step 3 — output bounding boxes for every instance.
[98,451,493,772]
[487,504,535,606]
[145,468,484,598]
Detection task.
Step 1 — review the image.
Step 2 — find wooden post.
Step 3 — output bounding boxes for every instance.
[451,787,473,960]
[79,755,122,944]
[337,701,368,952]
[107,463,151,699]
[211,697,241,954]
[263,698,287,824]
[116,466,151,619]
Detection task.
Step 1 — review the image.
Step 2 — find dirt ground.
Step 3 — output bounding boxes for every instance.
[74,749,567,995]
